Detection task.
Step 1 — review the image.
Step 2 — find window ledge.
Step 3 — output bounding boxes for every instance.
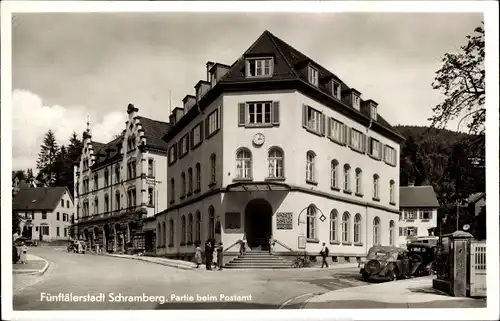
[306,180,318,186]
[343,190,352,195]
[329,240,340,245]
[244,123,274,128]
[342,242,352,246]
[303,126,323,137]
[194,188,201,194]
[191,142,202,151]
[331,186,341,192]
[265,177,286,182]
[179,152,189,160]
[384,160,397,167]
[169,200,175,205]
[233,177,253,183]
[348,146,365,155]
[390,201,396,206]
[421,219,431,222]
[180,196,186,200]
[329,137,346,147]
[306,238,320,243]
[208,182,217,188]
[372,197,380,202]
[205,128,220,140]
[355,192,364,197]
[146,175,155,179]
[186,192,193,197]
[406,219,415,222]
[368,154,381,161]
[147,204,155,208]
[354,243,363,247]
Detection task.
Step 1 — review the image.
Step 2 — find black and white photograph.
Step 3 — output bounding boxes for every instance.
[1,1,498,321]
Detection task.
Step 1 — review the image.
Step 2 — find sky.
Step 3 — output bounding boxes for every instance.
[11,12,484,171]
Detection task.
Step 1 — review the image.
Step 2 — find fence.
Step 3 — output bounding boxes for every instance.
[469,241,486,297]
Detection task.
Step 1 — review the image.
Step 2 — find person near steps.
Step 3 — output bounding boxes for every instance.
[195,244,202,268]
[320,242,329,268]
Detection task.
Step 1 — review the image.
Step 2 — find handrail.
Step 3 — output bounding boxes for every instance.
[224,239,243,253]
[274,239,294,252]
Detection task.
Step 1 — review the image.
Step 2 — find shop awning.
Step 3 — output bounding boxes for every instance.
[226,181,291,193]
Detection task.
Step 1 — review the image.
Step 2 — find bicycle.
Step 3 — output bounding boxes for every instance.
[292,252,312,268]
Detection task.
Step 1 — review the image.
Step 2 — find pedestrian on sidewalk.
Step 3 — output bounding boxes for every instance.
[239,235,247,256]
[20,242,28,264]
[320,242,329,268]
[217,242,224,271]
[195,244,202,268]
[204,239,213,270]
[268,235,275,255]
[212,240,218,269]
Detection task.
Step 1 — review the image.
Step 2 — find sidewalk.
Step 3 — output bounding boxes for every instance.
[104,253,197,270]
[302,276,487,309]
[12,254,49,275]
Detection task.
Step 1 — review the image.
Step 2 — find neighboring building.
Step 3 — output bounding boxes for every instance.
[397,185,440,248]
[72,104,171,254]
[12,176,37,197]
[156,30,404,264]
[466,192,485,217]
[13,187,74,241]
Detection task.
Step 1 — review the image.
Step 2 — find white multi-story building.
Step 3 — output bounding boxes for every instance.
[397,185,440,247]
[72,104,171,253]
[156,30,404,265]
[13,187,74,241]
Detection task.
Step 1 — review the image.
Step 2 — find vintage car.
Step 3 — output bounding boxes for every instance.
[406,242,437,276]
[14,237,38,247]
[359,245,423,281]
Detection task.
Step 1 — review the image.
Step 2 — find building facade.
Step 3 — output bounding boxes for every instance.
[13,187,74,241]
[72,104,170,253]
[156,30,404,264]
[397,185,440,248]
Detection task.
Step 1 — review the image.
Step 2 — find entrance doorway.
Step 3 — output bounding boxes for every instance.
[245,198,273,250]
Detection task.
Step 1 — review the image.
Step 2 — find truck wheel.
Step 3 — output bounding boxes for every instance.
[362,272,370,281]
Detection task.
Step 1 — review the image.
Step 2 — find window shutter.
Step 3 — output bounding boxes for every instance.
[362,134,366,153]
[418,210,422,219]
[217,107,221,130]
[342,125,347,144]
[272,101,280,125]
[173,144,177,161]
[302,104,308,128]
[205,117,210,137]
[347,127,352,146]
[190,129,194,149]
[238,103,246,126]
[415,227,418,236]
[185,133,190,153]
[199,121,204,142]
[399,227,403,236]
[327,117,332,137]
[320,113,326,136]
[381,144,385,160]
[177,141,182,158]
[429,211,433,220]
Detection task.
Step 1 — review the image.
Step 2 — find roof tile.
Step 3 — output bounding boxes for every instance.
[399,186,440,208]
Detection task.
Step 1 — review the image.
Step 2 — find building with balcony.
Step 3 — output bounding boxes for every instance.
[155,30,404,264]
[13,187,74,242]
[73,104,171,253]
[397,185,440,248]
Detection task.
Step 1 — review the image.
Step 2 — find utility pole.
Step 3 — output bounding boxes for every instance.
[456,199,460,231]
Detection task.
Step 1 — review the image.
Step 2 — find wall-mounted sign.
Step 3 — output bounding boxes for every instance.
[276,212,293,230]
[225,212,241,229]
[298,235,306,249]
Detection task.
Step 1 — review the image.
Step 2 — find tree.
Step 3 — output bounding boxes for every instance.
[429,22,485,135]
[12,211,21,234]
[36,130,59,186]
[12,170,26,181]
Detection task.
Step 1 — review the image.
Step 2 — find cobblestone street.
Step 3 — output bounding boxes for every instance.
[13,247,366,310]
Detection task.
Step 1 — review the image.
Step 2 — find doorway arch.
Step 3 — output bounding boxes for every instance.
[244,198,273,250]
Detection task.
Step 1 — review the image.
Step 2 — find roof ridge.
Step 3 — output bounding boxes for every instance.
[265,31,300,78]
[138,115,170,125]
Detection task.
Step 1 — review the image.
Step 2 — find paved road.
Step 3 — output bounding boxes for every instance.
[13,247,367,310]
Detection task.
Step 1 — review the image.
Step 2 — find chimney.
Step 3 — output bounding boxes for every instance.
[172,107,184,123]
[195,80,211,102]
[182,95,197,112]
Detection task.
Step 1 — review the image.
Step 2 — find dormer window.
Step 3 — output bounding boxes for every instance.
[352,94,360,110]
[330,80,341,99]
[308,66,318,87]
[246,58,273,77]
[370,104,377,120]
[210,72,216,87]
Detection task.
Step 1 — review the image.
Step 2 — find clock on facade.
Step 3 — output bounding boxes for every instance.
[252,133,265,146]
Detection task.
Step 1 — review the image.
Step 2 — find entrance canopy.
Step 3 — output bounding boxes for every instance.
[226,181,291,193]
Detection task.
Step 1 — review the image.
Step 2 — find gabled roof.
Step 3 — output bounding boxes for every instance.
[467,192,485,204]
[399,186,440,208]
[13,187,70,211]
[137,116,172,151]
[92,136,124,166]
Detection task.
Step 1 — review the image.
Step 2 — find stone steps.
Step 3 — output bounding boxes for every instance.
[224,251,293,269]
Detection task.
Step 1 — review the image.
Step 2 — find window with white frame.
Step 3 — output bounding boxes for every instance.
[343,164,351,191]
[390,180,395,204]
[373,217,381,245]
[179,134,189,157]
[268,147,284,178]
[304,106,322,133]
[306,205,316,239]
[354,214,362,243]
[94,197,99,214]
[370,104,377,120]
[306,151,316,182]
[210,154,216,184]
[248,102,272,125]
[389,220,395,245]
[370,138,382,159]
[308,66,319,86]
[373,174,380,199]
[207,109,219,136]
[405,209,417,220]
[355,168,362,195]
[168,145,177,164]
[246,58,273,77]
[148,159,154,177]
[384,145,396,165]
[330,80,341,99]
[329,118,344,143]
[350,129,365,152]
[342,212,350,243]
[236,148,252,179]
[330,210,338,242]
[115,192,120,211]
[192,123,202,147]
[352,94,360,109]
[148,187,154,206]
[421,210,432,220]
[127,188,136,207]
[331,160,339,189]
[405,226,418,237]
[104,195,109,212]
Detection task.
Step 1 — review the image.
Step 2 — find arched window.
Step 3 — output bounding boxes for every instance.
[343,164,351,192]
[355,168,362,195]
[389,220,395,245]
[104,168,109,186]
[306,205,317,239]
[169,219,174,245]
[187,213,193,243]
[170,178,175,201]
[162,221,166,246]
[195,163,201,191]
[236,148,252,179]
[373,216,381,245]
[104,194,109,212]
[208,206,215,239]
[181,172,186,197]
[342,212,350,243]
[195,211,201,242]
[188,168,193,194]
[210,154,216,184]
[268,147,284,178]
[354,214,362,244]
[330,210,338,242]
[157,222,161,246]
[181,215,186,243]
[373,174,380,200]
[331,160,339,189]
[389,180,395,204]
[306,151,316,182]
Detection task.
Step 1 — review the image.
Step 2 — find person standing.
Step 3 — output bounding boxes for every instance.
[320,242,329,268]
[268,235,275,255]
[217,242,224,271]
[20,242,28,264]
[205,239,213,270]
[195,244,202,268]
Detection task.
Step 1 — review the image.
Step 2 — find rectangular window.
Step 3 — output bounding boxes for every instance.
[127,189,137,207]
[94,174,98,190]
[57,212,60,220]
[370,138,382,159]
[330,80,341,99]
[207,109,219,135]
[350,129,365,152]
[61,200,64,207]
[404,210,417,220]
[308,66,318,86]
[384,145,396,165]
[168,145,177,165]
[116,193,121,211]
[370,105,377,120]
[42,226,49,235]
[304,105,323,133]
[192,124,202,147]
[329,118,345,143]
[115,166,120,183]
[352,94,360,109]
[105,197,109,212]
[179,134,189,157]
[57,227,60,237]
[148,187,154,206]
[42,211,47,220]
[36,226,39,232]
[248,102,272,125]
[64,228,67,237]
[246,58,273,77]
[148,159,154,177]
[421,210,432,220]
[406,227,417,237]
